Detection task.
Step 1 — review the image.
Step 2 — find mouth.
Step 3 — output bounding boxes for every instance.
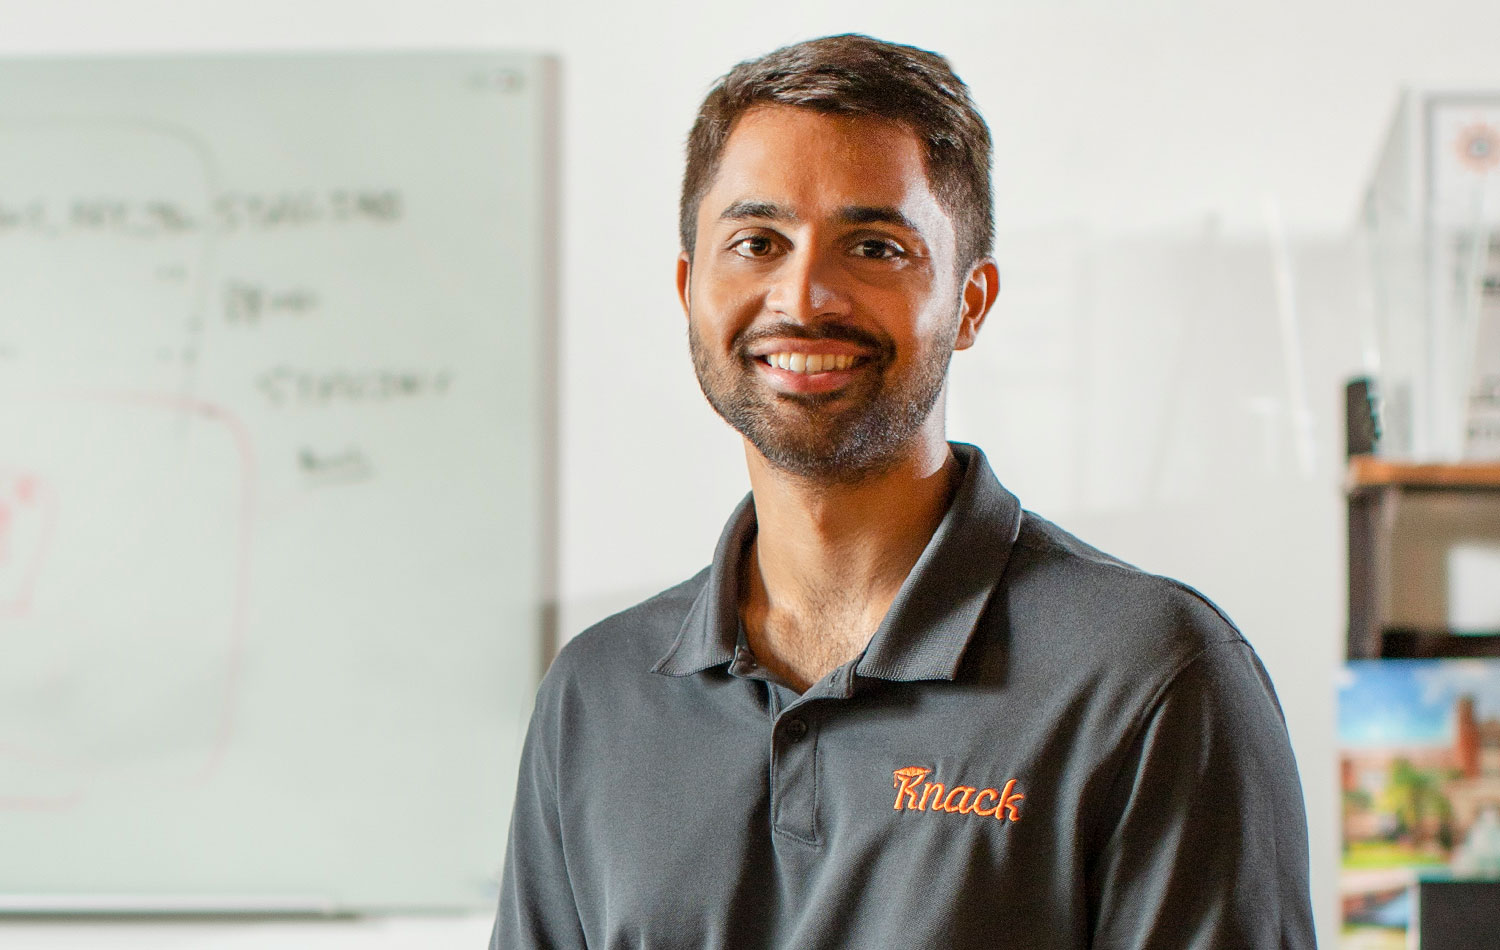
[749,349,873,395]
[756,351,865,374]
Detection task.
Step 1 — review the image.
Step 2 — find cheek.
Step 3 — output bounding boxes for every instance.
[889,299,963,360]
[691,266,762,331]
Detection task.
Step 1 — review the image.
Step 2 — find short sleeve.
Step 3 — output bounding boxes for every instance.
[489,697,588,950]
[1086,640,1316,948]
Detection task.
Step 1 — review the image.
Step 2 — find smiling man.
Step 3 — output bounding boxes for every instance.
[492,35,1316,949]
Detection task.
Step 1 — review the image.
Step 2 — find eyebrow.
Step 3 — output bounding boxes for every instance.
[716,200,920,233]
[718,199,796,223]
[836,205,919,232]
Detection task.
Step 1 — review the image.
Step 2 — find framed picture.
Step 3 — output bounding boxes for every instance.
[1340,659,1500,947]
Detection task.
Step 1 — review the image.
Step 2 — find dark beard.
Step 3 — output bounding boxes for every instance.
[688,317,956,484]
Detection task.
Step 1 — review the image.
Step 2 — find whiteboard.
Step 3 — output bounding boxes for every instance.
[0,52,554,912]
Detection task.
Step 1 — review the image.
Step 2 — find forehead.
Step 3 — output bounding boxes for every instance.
[699,105,950,236]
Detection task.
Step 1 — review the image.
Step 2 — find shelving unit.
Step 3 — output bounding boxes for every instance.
[1346,456,1500,658]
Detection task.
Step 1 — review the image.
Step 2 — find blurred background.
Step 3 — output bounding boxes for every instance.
[5,0,1500,947]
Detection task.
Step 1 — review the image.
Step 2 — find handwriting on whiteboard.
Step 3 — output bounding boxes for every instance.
[224,282,319,324]
[0,188,402,238]
[255,367,453,408]
[299,446,373,486]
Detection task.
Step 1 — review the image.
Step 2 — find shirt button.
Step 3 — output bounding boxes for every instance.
[783,718,808,741]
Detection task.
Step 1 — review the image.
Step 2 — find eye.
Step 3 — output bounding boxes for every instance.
[731,235,776,258]
[851,238,905,260]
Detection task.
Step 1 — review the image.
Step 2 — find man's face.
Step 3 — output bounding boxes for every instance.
[678,105,990,482]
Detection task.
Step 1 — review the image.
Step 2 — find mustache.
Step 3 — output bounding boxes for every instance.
[733,321,891,359]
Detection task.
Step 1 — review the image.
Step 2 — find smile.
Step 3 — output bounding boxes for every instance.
[758,352,862,374]
[750,350,873,397]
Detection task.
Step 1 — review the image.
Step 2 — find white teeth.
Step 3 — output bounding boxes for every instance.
[764,352,856,374]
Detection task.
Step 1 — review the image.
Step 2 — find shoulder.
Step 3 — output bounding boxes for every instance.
[988,511,1297,803]
[535,567,710,702]
[1011,511,1242,642]
[991,510,1251,693]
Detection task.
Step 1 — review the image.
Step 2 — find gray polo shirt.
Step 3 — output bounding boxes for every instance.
[491,443,1315,948]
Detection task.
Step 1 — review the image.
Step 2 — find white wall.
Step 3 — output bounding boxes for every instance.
[6,1,1500,946]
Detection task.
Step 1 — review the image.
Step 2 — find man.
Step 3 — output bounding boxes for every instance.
[492,34,1315,948]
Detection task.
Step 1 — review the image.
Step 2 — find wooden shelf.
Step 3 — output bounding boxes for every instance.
[1346,454,1500,658]
[1346,456,1500,492]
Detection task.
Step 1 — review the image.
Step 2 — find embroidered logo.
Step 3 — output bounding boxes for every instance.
[891,766,1024,822]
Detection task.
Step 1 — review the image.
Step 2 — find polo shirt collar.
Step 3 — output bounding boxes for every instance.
[650,442,1023,683]
[649,491,757,677]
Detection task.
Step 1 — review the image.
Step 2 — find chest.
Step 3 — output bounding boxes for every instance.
[552,673,1104,950]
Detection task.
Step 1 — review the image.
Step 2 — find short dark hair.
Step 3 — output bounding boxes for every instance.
[679,34,994,271]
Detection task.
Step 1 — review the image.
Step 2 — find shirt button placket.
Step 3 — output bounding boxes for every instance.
[771,711,818,844]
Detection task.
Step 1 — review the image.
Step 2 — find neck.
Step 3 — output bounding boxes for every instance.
[738,431,960,690]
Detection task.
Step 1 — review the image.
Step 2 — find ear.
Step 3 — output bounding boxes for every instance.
[676,251,692,319]
[953,257,999,351]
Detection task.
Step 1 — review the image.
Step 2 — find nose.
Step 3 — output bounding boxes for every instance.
[764,243,852,323]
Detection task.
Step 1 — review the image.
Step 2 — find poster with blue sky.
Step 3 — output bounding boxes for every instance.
[1338,660,1500,949]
